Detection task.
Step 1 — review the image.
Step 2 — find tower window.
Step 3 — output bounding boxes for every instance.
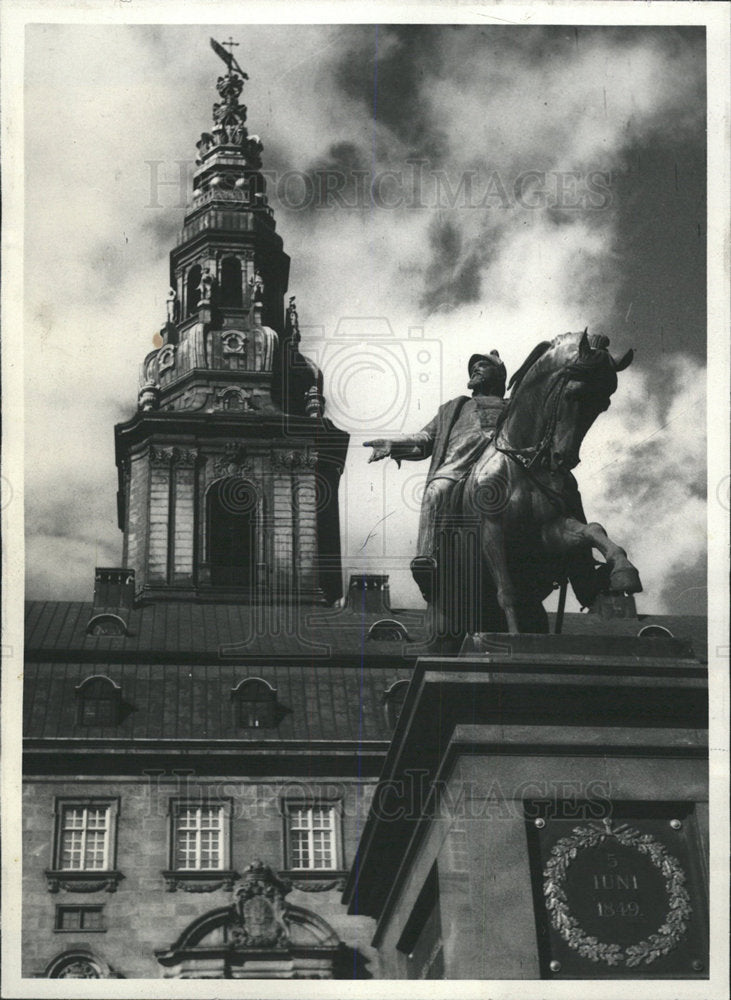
[187,264,202,315]
[75,676,121,727]
[207,478,258,587]
[220,256,243,307]
[231,678,278,728]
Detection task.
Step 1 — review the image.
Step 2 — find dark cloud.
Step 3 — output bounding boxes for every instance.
[295,140,369,214]
[611,136,706,366]
[332,25,450,164]
[420,218,484,313]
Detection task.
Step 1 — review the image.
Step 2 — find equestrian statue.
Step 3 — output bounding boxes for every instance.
[365,330,641,636]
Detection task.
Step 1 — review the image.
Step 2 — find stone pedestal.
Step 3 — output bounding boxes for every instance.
[343,634,708,980]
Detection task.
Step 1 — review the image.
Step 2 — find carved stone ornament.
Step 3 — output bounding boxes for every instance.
[214,386,256,412]
[229,861,292,949]
[542,819,692,968]
[45,870,124,894]
[222,332,247,355]
[163,870,238,893]
[174,387,210,411]
[291,878,345,893]
[213,443,254,478]
[150,446,175,467]
[57,959,101,979]
[273,450,318,472]
[158,345,176,375]
[172,447,198,467]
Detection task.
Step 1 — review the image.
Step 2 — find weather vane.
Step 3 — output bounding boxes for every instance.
[210,35,248,80]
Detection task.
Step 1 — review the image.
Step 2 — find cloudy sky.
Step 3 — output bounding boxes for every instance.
[23,22,708,614]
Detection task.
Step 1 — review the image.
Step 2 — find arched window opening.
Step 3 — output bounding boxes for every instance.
[187,265,202,316]
[207,478,258,588]
[220,256,243,308]
[231,678,277,729]
[383,679,409,730]
[75,676,121,727]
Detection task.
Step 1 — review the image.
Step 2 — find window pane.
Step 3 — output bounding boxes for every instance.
[63,808,84,829]
[290,830,309,868]
[174,805,223,870]
[81,908,103,930]
[59,805,110,870]
[58,908,82,930]
[288,805,337,869]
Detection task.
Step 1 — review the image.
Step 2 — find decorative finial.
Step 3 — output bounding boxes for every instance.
[210,36,248,80]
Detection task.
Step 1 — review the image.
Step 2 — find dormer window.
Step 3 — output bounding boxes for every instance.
[367,619,409,642]
[231,678,277,729]
[383,679,410,730]
[75,676,121,727]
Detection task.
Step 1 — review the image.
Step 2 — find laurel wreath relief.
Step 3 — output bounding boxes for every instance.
[542,820,692,967]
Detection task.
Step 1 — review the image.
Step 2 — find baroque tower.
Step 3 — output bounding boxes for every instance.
[114,47,348,604]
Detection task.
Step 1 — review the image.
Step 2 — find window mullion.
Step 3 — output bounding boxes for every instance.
[196,806,202,870]
[80,807,88,870]
[308,807,315,870]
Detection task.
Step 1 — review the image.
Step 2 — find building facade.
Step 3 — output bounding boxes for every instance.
[22,45,708,982]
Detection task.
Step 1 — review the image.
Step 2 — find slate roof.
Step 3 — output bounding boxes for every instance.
[23,660,412,743]
[23,600,707,744]
[24,600,430,663]
[24,600,708,662]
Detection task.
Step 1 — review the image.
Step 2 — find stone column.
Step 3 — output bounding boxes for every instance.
[148,446,173,584]
[125,447,150,589]
[172,448,197,584]
[293,455,319,597]
[271,451,296,599]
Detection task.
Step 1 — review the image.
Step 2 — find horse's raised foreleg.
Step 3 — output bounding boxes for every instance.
[481,519,521,633]
[542,517,642,594]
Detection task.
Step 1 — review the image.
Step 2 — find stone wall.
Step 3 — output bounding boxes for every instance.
[23,776,379,979]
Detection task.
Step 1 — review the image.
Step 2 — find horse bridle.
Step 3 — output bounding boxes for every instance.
[493,360,608,519]
[493,368,573,473]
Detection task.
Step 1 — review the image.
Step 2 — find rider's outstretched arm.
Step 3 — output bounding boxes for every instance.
[364,415,438,465]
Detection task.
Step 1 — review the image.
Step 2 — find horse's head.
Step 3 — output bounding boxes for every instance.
[506,330,633,472]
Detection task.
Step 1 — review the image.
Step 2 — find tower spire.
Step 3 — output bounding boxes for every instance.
[210,35,248,80]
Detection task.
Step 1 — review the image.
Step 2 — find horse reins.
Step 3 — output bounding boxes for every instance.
[493,367,584,519]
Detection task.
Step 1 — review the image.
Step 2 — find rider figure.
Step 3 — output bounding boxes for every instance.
[365,350,508,601]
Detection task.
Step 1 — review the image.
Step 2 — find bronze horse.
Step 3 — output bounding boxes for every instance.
[435,330,641,636]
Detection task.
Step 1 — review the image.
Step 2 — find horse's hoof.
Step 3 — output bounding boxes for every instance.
[609,565,643,594]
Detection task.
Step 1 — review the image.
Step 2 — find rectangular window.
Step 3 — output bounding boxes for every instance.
[56,803,112,871]
[286,803,340,870]
[171,802,228,871]
[55,905,105,932]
